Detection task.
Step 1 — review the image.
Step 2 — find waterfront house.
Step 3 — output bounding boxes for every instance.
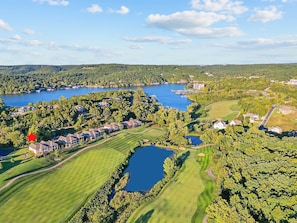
[193,82,205,90]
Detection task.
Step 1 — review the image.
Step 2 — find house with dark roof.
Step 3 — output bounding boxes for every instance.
[40,140,59,150]
[58,134,79,148]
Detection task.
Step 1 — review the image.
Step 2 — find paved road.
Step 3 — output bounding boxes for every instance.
[259,104,278,128]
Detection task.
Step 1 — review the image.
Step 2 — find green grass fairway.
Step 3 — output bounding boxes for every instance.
[0,127,165,223]
[128,150,207,223]
[193,146,215,223]
[206,100,240,120]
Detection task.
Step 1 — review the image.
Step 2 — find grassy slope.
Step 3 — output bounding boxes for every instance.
[128,148,213,223]
[206,100,240,121]
[266,108,297,131]
[0,127,165,223]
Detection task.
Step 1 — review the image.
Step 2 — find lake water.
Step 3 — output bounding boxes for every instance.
[185,136,203,146]
[0,84,192,111]
[123,145,174,192]
[0,148,14,156]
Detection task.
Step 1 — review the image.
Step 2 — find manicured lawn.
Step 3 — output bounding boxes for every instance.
[267,108,297,131]
[206,100,241,120]
[0,153,50,187]
[193,146,216,223]
[128,150,210,223]
[0,127,165,223]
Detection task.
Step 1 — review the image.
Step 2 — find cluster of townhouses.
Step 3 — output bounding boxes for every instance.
[29,119,142,157]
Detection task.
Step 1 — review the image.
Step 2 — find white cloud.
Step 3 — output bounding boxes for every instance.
[249,6,282,23]
[191,0,248,14]
[147,11,234,29]
[109,6,130,15]
[146,11,242,38]
[33,0,69,6]
[127,44,144,49]
[10,35,21,41]
[0,19,13,32]
[216,37,297,49]
[23,28,36,35]
[116,6,130,15]
[86,4,103,13]
[238,38,297,47]
[176,26,243,38]
[282,0,287,2]
[123,36,192,44]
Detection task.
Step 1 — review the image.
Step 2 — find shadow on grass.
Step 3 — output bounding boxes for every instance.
[176,151,190,167]
[0,160,22,175]
[135,209,154,223]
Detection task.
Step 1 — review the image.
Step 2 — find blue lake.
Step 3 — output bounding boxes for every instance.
[123,145,174,192]
[0,148,14,156]
[0,84,192,111]
[185,136,203,146]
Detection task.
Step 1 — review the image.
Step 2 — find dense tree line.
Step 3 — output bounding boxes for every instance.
[203,126,297,222]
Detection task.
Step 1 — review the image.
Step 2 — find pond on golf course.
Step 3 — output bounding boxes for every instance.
[123,145,174,192]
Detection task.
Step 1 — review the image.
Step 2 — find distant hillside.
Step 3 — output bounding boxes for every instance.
[0,63,296,95]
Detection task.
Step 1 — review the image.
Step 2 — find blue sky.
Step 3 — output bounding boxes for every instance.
[0,0,296,65]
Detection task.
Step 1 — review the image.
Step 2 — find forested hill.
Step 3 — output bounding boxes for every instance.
[0,63,297,95]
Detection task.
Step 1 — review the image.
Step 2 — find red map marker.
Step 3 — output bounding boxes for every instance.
[27,132,37,142]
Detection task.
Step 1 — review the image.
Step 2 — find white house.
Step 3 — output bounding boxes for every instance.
[229,119,242,126]
[213,121,227,130]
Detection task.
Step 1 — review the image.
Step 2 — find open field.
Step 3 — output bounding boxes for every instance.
[205,100,241,120]
[0,127,165,223]
[128,147,214,223]
[266,108,297,131]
